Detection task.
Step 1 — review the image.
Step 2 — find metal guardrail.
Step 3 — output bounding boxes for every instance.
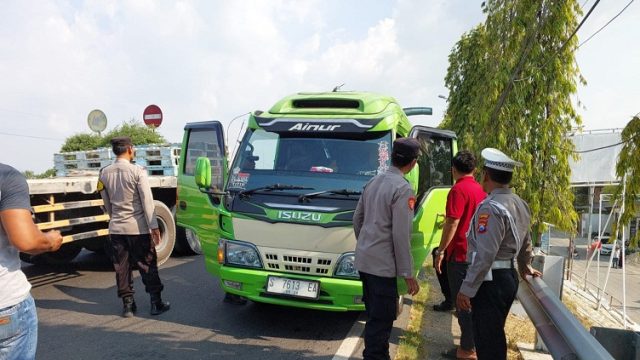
[517,275,614,360]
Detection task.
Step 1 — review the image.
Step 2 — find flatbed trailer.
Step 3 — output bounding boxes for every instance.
[24,175,183,265]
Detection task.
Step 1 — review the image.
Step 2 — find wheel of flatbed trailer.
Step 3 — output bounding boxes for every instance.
[32,243,83,265]
[154,200,176,266]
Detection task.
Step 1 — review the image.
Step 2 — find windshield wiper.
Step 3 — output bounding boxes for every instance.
[298,189,362,202]
[237,184,314,199]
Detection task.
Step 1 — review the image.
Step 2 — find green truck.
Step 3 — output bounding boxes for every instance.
[176,91,457,311]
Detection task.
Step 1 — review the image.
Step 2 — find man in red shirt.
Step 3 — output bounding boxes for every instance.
[435,150,486,360]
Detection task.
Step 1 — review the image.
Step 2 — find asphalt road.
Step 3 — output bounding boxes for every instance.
[24,251,367,360]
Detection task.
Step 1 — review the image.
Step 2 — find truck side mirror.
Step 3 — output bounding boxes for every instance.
[195,157,212,189]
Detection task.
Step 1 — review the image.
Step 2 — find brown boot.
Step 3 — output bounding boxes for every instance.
[456,347,477,360]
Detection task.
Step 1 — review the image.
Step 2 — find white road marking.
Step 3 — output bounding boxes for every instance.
[332,313,366,360]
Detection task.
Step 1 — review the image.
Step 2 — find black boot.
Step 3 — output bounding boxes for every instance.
[150,293,170,315]
[122,296,136,318]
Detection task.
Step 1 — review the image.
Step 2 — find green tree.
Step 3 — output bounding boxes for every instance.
[614,116,640,247]
[98,119,166,148]
[59,119,166,152]
[23,168,57,179]
[60,133,103,152]
[441,0,583,242]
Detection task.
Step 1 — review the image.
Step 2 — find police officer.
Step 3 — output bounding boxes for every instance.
[456,148,541,360]
[353,137,421,360]
[98,137,170,317]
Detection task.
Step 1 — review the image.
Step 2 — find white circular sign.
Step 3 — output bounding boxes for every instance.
[87,109,107,133]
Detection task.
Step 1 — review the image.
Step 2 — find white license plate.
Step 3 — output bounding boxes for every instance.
[266,276,320,299]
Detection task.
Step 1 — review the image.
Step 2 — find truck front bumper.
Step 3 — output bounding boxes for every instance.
[215,264,365,312]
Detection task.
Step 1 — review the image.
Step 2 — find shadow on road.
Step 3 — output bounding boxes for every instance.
[37,321,336,360]
[31,254,362,360]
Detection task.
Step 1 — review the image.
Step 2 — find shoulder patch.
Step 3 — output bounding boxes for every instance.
[96,180,104,192]
[408,196,416,210]
[477,213,490,233]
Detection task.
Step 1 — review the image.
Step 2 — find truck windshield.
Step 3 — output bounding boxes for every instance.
[227,128,392,195]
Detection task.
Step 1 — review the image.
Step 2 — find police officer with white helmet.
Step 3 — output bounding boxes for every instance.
[456,148,542,360]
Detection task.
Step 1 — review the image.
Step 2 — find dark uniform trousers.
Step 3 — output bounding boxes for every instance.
[109,234,164,298]
[471,268,519,360]
[447,261,474,351]
[432,249,452,306]
[360,272,398,360]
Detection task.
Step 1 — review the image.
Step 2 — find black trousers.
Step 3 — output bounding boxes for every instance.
[432,249,452,306]
[109,234,164,299]
[471,268,519,360]
[360,272,398,360]
[447,261,474,351]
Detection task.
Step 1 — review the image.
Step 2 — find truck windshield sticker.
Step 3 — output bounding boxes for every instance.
[377,140,390,174]
[229,172,250,189]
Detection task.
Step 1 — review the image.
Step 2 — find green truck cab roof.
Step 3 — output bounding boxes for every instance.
[249,91,412,136]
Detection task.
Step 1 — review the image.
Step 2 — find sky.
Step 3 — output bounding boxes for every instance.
[1,0,638,172]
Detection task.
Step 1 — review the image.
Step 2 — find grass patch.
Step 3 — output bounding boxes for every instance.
[505,313,536,360]
[395,270,431,360]
[563,297,596,330]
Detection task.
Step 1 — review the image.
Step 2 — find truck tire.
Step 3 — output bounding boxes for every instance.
[30,243,83,265]
[174,227,203,255]
[83,236,108,254]
[154,200,176,266]
[172,204,201,255]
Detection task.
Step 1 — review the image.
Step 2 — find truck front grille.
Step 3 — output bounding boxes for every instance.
[261,248,337,276]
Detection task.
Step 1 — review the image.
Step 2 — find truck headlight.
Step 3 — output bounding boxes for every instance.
[225,240,262,268]
[335,252,359,278]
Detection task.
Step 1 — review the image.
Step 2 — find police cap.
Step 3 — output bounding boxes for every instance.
[392,138,421,160]
[110,136,133,148]
[481,148,522,172]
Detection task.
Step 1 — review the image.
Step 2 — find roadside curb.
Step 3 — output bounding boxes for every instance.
[516,343,552,360]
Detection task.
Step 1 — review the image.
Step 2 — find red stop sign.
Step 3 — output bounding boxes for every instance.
[143,104,163,128]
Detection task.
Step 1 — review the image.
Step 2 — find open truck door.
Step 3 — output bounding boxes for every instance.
[408,125,457,278]
[176,121,227,266]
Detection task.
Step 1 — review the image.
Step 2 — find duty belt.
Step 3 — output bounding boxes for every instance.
[491,259,514,269]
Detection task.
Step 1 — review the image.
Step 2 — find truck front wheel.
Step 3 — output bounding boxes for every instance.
[154,200,176,266]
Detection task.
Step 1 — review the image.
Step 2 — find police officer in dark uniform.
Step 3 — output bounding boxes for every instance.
[456,148,541,360]
[98,137,170,317]
[353,137,421,360]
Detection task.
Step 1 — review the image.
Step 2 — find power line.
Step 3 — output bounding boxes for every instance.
[514,0,601,83]
[574,141,624,153]
[0,131,63,141]
[578,0,635,48]
[571,115,640,153]
[559,0,601,54]
[0,107,49,119]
